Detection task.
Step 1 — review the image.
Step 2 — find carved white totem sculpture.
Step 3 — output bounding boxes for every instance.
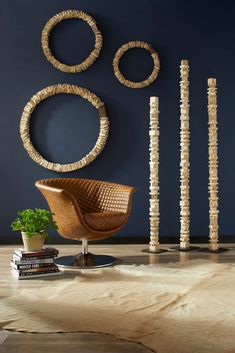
[208,78,219,251]
[179,60,191,249]
[149,97,160,252]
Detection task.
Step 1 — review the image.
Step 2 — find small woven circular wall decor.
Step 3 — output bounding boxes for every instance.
[113,41,160,89]
[20,84,109,172]
[41,10,103,73]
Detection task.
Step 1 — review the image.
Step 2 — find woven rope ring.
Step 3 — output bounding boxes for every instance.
[20,84,109,172]
[113,41,160,89]
[41,10,103,73]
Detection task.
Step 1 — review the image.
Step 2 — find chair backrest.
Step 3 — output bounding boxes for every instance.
[35,178,136,240]
[36,178,135,214]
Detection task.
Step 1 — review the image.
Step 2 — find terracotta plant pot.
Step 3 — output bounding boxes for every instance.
[22,232,46,252]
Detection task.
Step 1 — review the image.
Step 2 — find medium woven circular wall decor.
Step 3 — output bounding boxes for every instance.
[113,41,160,89]
[41,10,103,73]
[20,84,109,172]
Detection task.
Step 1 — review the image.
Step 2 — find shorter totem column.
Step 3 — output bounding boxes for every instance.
[143,97,166,254]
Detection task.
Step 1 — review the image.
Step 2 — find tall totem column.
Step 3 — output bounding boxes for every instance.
[149,97,160,252]
[143,97,166,253]
[208,78,219,251]
[179,60,191,249]
[171,59,198,251]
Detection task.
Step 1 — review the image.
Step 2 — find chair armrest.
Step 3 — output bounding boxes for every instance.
[35,181,84,237]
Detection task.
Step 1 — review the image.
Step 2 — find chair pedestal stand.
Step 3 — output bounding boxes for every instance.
[54,240,117,269]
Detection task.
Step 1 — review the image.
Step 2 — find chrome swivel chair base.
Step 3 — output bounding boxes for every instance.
[55,239,117,269]
[54,254,117,269]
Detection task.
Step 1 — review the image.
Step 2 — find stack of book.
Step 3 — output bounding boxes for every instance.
[11,247,61,279]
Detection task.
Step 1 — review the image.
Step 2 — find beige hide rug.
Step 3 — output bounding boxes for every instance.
[1,260,235,353]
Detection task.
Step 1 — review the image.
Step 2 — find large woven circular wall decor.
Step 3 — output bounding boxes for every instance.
[113,41,160,89]
[20,84,109,172]
[41,10,103,73]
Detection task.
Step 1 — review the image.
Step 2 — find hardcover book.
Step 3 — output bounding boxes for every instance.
[13,253,57,261]
[15,265,59,276]
[11,260,56,271]
[14,247,58,258]
[11,269,62,280]
[12,256,54,265]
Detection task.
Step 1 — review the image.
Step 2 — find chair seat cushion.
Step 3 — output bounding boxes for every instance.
[84,212,127,231]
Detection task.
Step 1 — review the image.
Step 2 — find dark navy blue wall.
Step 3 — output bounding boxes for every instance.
[1,0,235,243]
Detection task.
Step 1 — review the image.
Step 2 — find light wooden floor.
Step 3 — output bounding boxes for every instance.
[1,243,235,353]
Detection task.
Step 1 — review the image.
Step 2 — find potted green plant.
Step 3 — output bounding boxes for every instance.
[11,208,58,252]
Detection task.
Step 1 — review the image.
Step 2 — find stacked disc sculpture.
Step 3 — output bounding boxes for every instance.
[144,65,229,253]
[208,78,219,251]
[143,97,166,253]
[199,78,228,252]
[179,60,191,249]
[171,60,198,251]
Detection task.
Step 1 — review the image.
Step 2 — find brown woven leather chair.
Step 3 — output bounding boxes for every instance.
[35,178,136,268]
